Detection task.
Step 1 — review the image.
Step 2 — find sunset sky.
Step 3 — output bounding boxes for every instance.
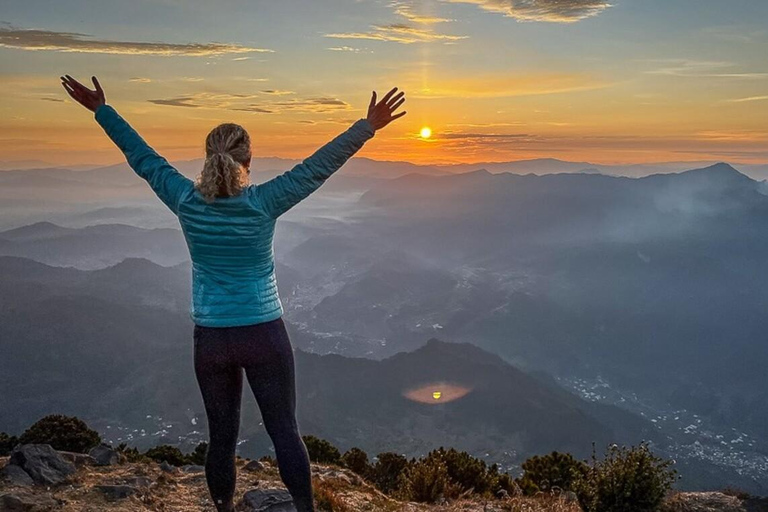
[1,0,767,167]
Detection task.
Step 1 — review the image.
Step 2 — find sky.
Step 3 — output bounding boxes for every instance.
[1,0,767,167]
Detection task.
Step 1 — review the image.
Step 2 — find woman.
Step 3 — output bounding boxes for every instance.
[60,75,406,512]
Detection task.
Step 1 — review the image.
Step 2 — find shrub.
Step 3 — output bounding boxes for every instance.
[437,447,497,497]
[369,452,410,495]
[18,414,101,453]
[573,442,678,512]
[0,432,20,456]
[517,451,589,495]
[259,454,276,465]
[188,441,208,466]
[396,455,461,503]
[303,435,341,465]
[115,442,148,463]
[144,444,188,466]
[340,447,371,477]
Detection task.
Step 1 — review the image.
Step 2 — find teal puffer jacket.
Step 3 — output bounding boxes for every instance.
[95,104,375,327]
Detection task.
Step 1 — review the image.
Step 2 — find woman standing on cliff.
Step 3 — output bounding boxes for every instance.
[60,74,406,512]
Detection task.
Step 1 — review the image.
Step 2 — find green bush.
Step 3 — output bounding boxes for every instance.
[115,442,148,463]
[144,444,188,466]
[340,447,371,477]
[436,447,496,497]
[516,451,589,495]
[370,452,410,495]
[259,454,276,465]
[18,414,101,453]
[188,441,208,466]
[573,442,678,512]
[302,435,341,465]
[0,432,20,456]
[396,456,460,503]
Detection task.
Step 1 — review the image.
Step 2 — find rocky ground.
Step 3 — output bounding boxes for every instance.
[1,444,766,512]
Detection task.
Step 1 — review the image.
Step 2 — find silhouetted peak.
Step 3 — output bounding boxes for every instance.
[0,221,74,241]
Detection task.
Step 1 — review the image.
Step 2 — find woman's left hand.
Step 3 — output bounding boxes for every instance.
[61,75,106,112]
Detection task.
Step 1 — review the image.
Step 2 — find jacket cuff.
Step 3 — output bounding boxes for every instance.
[94,103,115,125]
[354,118,376,139]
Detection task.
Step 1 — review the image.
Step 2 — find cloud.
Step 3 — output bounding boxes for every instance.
[409,72,611,98]
[148,92,351,114]
[260,89,295,95]
[325,23,467,44]
[129,77,152,83]
[643,59,768,79]
[326,46,372,53]
[726,95,768,103]
[0,26,274,56]
[40,97,65,102]
[391,2,454,23]
[442,0,611,23]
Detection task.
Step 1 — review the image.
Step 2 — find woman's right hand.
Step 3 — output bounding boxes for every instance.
[367,87,406,131]
[61,75,106,113]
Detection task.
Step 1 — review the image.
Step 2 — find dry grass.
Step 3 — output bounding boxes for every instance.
[0,455,585,512]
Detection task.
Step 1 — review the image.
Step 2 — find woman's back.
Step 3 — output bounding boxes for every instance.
[177,185,282,327]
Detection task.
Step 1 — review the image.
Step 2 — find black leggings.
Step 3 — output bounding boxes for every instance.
[193,317,314,512]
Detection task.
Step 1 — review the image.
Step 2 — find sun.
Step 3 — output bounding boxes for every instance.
[419,126,432,139]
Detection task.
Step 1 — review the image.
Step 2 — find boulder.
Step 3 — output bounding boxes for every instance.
[87,443,119,466]
[159,461,178,474]
[0,464,34,486]
[95,484,138,501]
[238,488,296,512]
[181,464,205,473]
[8,444,76,486]
[0,492,59,511]
[123,476,153,488]
[57,451,96,468]
[244,460,266,472]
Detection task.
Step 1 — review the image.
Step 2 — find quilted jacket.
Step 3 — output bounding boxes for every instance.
[95,104,375,327]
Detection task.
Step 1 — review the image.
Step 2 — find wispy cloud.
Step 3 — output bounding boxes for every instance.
[129,77,152,83]
[726,95,768,103]
[390,1,454,24]
[409,72,611,98]
[325,23,467,44]
[148,92,351,114]
[442,0,612,23]
[260,89,295,95]
[0,25,274,56]
[643,59,768,79]
[326,46,372,53]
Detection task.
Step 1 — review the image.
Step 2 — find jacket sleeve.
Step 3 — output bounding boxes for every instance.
[250,118,375,219]
[94,104,193,215]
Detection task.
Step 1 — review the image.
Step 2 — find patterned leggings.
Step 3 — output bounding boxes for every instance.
[193,317,314,512]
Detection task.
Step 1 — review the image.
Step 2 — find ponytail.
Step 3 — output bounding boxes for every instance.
[195,123,251,203]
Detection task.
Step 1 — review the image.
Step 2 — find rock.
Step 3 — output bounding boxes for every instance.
[87,443,119,466]
[238,488,296,512]
[159,461,178,474]
[564,491,579,503]
[0,464,34,486]
[665,492,746,512]
[57,451,96,468]
[244,460,266,472]
[181,464,205,473]
[0,492,59,511]
[95,484,138,501]
[8,444,76,486]
[123,476,153,488]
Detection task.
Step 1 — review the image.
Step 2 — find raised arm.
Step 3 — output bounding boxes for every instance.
[60,75,193,215]
[251,86,407,219]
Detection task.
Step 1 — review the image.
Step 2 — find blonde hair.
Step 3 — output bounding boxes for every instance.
[195,122,252,203]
